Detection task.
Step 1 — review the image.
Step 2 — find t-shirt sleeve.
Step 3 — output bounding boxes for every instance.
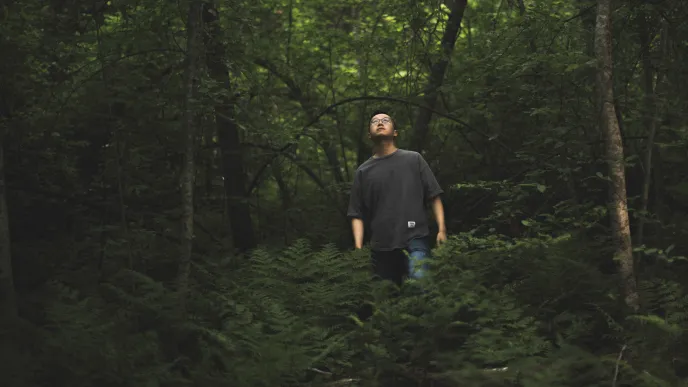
[347,170,364,219]
[418,153,443,200]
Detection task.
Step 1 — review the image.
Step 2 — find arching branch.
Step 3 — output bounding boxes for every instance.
[241,143,348,218]
[218,95,513,195]
[241,143,327,192]
[254,58,346,183]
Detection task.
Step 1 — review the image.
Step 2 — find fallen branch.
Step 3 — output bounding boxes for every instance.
[308,368,359,386]
[308,367,333,376]
[326,378,359,386]
[612,344,627,387]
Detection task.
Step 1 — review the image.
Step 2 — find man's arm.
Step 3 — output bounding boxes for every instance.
[347,170,365,249]
[351,218,364,249]
[431,196,447,244]
[418,153,446,243]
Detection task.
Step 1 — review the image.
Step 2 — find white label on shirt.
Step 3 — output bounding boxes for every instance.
[408,221,416,228]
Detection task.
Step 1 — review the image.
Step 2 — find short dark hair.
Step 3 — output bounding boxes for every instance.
[369,110,398,131]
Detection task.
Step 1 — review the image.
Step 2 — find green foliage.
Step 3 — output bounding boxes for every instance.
[4,0,688,386]
[4,236,687,386]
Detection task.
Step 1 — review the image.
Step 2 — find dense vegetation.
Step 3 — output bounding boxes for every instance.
[2,0,688,386]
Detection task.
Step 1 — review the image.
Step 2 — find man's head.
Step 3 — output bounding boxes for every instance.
[368,110,398,142]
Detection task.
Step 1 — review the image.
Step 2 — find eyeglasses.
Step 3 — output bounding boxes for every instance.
[370,117,391,125]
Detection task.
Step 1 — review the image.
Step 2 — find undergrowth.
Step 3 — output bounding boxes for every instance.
[2,233,687,387]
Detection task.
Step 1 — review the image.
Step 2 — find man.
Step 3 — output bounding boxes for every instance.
[347,110,446,287]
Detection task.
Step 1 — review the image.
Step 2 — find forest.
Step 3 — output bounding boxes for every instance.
[2,0,688,385]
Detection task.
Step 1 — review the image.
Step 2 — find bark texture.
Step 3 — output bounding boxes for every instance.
[594,0,639,311]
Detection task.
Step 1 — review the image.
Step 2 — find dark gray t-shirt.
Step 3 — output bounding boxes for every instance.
[347,149,443,251]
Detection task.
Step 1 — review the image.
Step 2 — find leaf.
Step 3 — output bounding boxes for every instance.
[536,184,546,193]
[564,63,579,72]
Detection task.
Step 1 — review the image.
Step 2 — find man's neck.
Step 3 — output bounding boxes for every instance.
[372,141,398,158]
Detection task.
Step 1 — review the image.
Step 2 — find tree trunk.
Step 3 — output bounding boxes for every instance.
[578,0,600,164]
[354,13,382,167]
[203,3,257,252]
[271,163,292,243]
[579,0,596,58]
[410,0,467,152]
[516,0,526,15]
[322,141,344,183]
[177,0,202,312]
[594,0,639,312]
[0,138,16,319]
[636,16,668,249]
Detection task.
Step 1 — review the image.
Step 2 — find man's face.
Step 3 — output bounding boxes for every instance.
[368,114,397,141]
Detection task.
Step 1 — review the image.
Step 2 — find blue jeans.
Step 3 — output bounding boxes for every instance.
[370,237,431,286]
[407,237,431,280]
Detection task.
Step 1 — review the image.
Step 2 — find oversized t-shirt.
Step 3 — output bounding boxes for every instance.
[347,149,443,251]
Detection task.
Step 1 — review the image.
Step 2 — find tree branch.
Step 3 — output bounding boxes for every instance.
[241,142,327,192]
[217,94,512,197]
[255,58,311,108]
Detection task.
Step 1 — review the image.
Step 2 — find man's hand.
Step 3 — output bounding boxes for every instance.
[436,230,447,245]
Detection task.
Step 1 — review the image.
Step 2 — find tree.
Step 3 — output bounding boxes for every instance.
[410,0,468,152]
[636,14,668,249]
[594,0,639,311]
[203,2,257,252]
[177,0,203,312]
[0,134,15,319]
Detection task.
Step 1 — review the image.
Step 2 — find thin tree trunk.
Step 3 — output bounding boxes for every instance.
[0,138,16,319]
[515,0,537,53]
[272,163,292,244]
[335,116,350,181]
[410,0,467,152]
[327,42,348,183]
[356,52,370,166]
[580,0,596,58]
[636,17,668,248]
[516,0,526,15]
[322,142,344,183]
[96,15,133,272]
[115,136,133,269]
[594,0,639,312]
[578,0,600,167]
[652,144,664,218]
[355,13,382,166]
[203,3,257,252]
[177,0,202,312]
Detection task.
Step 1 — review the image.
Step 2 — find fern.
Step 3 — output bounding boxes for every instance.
[10,235,688,387]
